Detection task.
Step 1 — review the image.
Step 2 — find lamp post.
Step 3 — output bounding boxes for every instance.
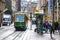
[57,0,58,21]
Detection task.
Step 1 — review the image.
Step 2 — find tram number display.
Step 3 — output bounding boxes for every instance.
[16,14,24,22]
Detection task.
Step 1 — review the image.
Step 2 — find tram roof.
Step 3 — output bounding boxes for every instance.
[15,11,26,14]
[34,13,44,16]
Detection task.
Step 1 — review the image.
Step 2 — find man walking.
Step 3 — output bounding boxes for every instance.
[44,21,49,33]
[49,23,55,39]
[58,22,60,35]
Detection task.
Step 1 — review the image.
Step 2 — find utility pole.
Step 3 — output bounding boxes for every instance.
[50,0,55,38]
[57,0,58,21]
[52,0,54,25]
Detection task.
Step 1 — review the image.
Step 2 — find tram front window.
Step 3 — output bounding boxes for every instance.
[16,14,24,22]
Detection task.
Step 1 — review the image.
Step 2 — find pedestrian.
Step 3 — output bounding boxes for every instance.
[49,23,55,39]
[58,22,60,35]
[54,21,58,30]
[45,21,49,33]
[43,23,47,32]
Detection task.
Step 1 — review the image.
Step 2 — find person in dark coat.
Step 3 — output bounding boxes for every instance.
[58,22,60,35]
[43,23,47,32]
[44,21,49,33]
[54,22,58,30]
[49,23,55,39]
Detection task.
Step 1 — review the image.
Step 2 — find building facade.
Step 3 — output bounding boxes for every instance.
[12,0,28,12]
[38,0,48,22]
[0,0,5,26]
[16,0,21,11]
[28,2,37,13]
[50,0,60,22]
[11,0,17,12]
[21,0,28,12]
[54,0,60,21]
[0,0,5,12]
[5,0,12,11]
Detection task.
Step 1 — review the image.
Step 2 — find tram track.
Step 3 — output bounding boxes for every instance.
[0,28,28,40]
[3,31,20,40]
[0,28,14,35]
[13,31,24,40]
[19,29,29,40]
[1,31,15,40]
[2,31,26,40]
[14,30,27,40]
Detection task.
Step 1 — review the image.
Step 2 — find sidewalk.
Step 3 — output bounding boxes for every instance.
[25,20,60,40]
[21,28,60,40]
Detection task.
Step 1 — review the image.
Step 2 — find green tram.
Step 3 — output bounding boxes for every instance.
[14,12,28,31]
[34,12,44,34]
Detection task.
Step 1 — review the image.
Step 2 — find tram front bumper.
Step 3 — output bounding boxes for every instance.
[14,26,26,31]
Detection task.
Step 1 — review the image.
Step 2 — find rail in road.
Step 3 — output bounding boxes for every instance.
[19,29,30,40]
[1,29,28,40]
[14,30,28,40]
[2,31,21,40]
[0,27,15,36]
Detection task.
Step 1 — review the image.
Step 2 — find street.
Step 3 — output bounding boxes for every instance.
[0,0,60,40]
[0,21,60,40]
